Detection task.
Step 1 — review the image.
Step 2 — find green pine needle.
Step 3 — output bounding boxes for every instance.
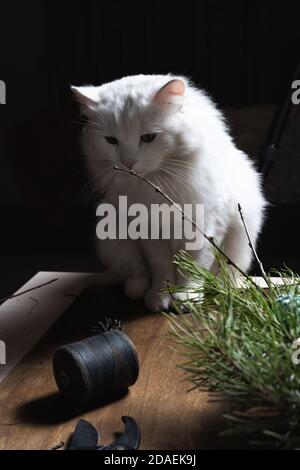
[166,250,300,449]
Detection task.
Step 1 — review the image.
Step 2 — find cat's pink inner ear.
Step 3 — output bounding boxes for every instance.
[71,86,98,108]
[155,79,186,105]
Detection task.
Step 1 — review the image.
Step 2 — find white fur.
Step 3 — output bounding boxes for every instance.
[73,75,266,311]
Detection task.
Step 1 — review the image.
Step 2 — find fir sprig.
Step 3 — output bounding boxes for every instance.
[167,251,300,449]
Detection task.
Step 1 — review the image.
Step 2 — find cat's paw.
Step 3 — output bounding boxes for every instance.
[173,290,203,303]
[144,289,171,312]
[125,276,150,300]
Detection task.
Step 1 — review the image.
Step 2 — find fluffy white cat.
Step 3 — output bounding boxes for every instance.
[72,75,266,312]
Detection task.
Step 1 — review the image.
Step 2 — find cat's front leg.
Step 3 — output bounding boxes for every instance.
[172,240,215,303]
[96,238,150,299]
[141,239,176,312]
[125,274,150,301]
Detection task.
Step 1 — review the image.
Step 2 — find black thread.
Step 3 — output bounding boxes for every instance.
[53,330,139,404]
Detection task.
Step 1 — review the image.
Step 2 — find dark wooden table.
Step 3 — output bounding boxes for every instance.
[0,283,226,450]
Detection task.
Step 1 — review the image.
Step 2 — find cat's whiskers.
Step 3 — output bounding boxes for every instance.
[84,162,113,189]
[153,170,181,202]
[65,117,103,129]
[85,129,105,136]
[163,167,197,187]
[157,167,190,203]
[160,164,196,190]
[161,168,199,201]
[165,159,198,171]
[84,170,110,192]
[162,162,199,187]
[136,165,180,200]
[66,120,88,126]
[159,169,189,200]
[163,161,200,185]
[86,160,112,173]
[84,118,104,128]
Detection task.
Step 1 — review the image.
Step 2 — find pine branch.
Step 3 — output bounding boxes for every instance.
[167,250,300,449]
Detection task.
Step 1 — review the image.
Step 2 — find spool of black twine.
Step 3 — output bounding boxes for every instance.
[53,324,139,404]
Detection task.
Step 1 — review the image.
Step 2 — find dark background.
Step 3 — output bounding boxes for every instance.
[0,0,299,295]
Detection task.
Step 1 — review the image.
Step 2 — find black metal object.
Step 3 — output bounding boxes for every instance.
[260,60,300,186]
[67,420,99,451]
[66,417,141,451]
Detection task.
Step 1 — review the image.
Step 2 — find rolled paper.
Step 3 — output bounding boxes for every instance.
[53,330,139,403]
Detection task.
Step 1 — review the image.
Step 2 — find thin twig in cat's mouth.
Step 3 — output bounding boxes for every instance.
[238,203,270,287]
[113,165,269,292]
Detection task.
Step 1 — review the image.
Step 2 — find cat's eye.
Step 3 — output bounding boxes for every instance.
[141,133,157,143]
[105,136,119,145]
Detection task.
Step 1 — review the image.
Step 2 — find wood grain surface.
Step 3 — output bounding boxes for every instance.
[0,283,226,450]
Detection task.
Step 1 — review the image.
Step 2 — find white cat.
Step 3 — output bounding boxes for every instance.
[72,75,266,312]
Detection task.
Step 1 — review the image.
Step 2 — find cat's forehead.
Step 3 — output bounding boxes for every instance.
[99,83,152,108]
[99,97,157,134]
[99,89,149,109]
[97,75,173,105]
[93,75,184,130]
[96,78,163,129]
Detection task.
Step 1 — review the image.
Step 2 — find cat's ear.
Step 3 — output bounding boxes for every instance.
[71,86,99,113]
[154,79,186,106]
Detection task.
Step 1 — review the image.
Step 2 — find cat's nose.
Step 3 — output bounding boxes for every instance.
[123,159,136,170]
